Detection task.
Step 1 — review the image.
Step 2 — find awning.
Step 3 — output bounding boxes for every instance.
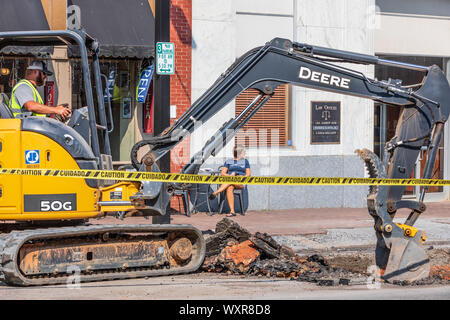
[0,30,97,57]
[0,0,52,56]
[68,0,155,58]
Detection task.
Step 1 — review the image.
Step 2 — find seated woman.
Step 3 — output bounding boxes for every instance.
[209,145,250,217]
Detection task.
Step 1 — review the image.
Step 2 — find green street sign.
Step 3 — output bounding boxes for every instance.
[156,42,175,75]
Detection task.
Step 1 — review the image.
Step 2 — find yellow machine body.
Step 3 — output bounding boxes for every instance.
[99,182,141,212]
[0,119,136,220]
[0,118,206,287]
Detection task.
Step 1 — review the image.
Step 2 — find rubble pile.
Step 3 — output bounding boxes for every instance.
[200,218,450,286]
[201,218,363,284]
[430,265,450,281]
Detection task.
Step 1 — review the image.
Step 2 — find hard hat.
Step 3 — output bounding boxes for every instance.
[27,61,53,76]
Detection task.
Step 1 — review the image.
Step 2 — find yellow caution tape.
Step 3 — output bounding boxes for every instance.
[1,168,450,186]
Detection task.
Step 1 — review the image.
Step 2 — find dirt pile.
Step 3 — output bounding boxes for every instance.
[430,265,450,281]
[428,248,450,283]
[201,218,363,284]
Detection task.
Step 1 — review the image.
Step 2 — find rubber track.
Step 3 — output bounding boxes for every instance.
[0,224,206,286]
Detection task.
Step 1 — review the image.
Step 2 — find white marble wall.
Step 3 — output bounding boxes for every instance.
[294,0,375,157]
[192,0,376,160]
[191,0,236,161]
[375,0,450,56]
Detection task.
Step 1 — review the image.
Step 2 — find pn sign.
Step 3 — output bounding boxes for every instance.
[156,42,175,75]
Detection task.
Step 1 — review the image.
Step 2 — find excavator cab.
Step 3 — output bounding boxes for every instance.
[0,29,113,172]
[0,30,115,222]
[0,30,174,222]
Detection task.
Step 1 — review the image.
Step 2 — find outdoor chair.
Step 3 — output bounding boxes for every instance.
[218,186,246,215]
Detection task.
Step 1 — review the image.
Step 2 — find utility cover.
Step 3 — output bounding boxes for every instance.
[156,42,175,75]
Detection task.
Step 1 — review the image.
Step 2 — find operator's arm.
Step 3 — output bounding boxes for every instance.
[245,159,251,176]
[24,101,71,119]
[14,83,71,119]
[220,166,234,176]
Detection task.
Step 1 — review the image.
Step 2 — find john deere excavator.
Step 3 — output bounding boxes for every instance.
[0,30,449,286]
[0,30,205,286]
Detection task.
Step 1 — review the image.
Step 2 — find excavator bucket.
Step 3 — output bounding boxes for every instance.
[378,231,430,282]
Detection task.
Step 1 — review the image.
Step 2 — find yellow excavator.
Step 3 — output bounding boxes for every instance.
[0,30,205,286]
[1,30,449,286]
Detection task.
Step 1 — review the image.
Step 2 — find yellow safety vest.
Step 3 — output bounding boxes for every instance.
[9,79,45,117]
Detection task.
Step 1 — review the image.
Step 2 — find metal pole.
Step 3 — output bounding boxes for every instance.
[377,58,429,72]
[380,104,386,160]
[405,122,444,226]
[78,35,101,166]
[153,0,171,224]
[92,52,111,156]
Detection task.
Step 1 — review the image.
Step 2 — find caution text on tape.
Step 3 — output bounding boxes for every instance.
[1,168,449,186]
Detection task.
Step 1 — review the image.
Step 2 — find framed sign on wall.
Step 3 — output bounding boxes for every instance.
[310,101,341,144]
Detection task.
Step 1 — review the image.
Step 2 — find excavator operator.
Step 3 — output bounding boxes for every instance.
[9,60,71,120]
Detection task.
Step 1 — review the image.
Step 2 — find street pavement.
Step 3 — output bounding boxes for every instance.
[1,273,448,300]
[1,202,448,300]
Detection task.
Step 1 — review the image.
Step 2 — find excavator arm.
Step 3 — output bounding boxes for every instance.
[131,37,450,282]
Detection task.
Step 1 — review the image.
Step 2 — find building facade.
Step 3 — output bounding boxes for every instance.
[191,0,375,210]
[188,0,450,210]
[374,0,450,202]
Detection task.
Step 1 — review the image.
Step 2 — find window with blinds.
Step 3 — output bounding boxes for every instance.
[235,84,289,147]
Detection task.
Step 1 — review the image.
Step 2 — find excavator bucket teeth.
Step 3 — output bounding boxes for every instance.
[355,148,387,178]
[382,236,430,283]
[356,148,379,177]
[355,148,387,197]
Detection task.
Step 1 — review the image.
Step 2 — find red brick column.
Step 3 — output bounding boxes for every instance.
[169,0,192,211]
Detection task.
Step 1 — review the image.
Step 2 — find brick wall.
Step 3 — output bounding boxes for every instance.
[169,0,192,211]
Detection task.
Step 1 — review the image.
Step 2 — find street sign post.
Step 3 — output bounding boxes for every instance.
[154,0,171,225]
[156,42,175,75]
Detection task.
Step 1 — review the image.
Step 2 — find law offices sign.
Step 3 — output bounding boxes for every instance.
[310,101,341,144]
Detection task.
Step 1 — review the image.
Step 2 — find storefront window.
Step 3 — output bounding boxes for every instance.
[0,57,29,96]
